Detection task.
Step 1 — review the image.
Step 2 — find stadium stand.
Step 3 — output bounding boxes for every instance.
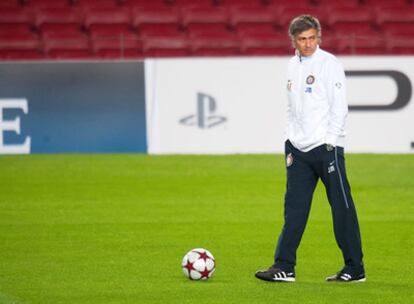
[276,7,328,29]
[181,6,229,29]
[363,0,409,9]
[140,23,188,57]
[41,23,90,59]
[0,7,34,27]
[132,7,180,27]
[315,0,360,8]
[174,0,214,8]
[75,0,119,10]
[25,0,70,9]
[0,0,413,60]
[125,0,169,9]
[35,8,83,27]
[0,0,21,9]
[220,0,269,8]
[0,25,41,59]
[327,7,375,30]
[229,6,278,29]
[90,24,141,58]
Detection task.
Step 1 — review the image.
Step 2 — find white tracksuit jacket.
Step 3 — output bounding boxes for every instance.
[286,45,348,152]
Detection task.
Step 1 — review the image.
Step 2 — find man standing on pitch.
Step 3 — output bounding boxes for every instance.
[255,15,365,283]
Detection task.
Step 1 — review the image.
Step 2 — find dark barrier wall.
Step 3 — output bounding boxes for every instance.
[0,61,147,153]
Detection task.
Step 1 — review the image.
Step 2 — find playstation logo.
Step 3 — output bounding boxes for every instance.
[179,92,227,129]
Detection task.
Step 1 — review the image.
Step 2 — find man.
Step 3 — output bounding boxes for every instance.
[255,15,365,283]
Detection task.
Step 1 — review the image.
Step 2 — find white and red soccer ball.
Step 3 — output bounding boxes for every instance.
[182,248,216,280]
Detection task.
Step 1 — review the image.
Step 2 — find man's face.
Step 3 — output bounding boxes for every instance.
[293,28,318,57]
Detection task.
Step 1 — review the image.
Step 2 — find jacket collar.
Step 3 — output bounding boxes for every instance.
[296,45,320,62]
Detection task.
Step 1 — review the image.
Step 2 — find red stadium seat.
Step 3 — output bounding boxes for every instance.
[89,24,134,36]
[42,25,90,58]
[364,0,408,9]
[220,0,266,8]
[139,22,189,58]
[139,24,182,38]
[173,0,213,8]
[382,23,414,35]
[24,0,70,9]
[236,23,280,37]
[333,23,377,35]
[376,7,414,28]
[191,48,240,57]
[320,31,339,54]
[237,23,287,55]
[84,8,131,30]
[322,46,340,55]
[0,25,41,59]
[41,24,90,59]
[314,0,360,8]
[143,34,190,58]
[0,32,40,52]
[189,30,240,56]
[40,23,83,38]
[181,7,229,28]
[0,0,21,9]
[144,48,190,58]
[132,7,180,27]
[241,47,288,56]
[0,49,43,60]
[46,49,91,59]
[90,28,142,58]
[74,0,119,10]
[187,23,235,39]
[94,49,143,59]
[229,6,278,28]
[0,8,34,27]
[187,23,230,35]
[386,32,414,54]
[337,33,385,55]
[0,24,33,37]
[277,7,328,29]
[125,0,167,9]
[240,31,290,55]
[328,7,375,29]
[89,24,136,44]
[141,24,187,43]
[268,0,311,10]
[35,8,83,27]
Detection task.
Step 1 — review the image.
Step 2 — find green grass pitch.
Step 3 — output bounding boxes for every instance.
[1,154,413,304]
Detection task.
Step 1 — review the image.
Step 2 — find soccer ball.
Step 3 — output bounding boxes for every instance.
[181,248,216,280]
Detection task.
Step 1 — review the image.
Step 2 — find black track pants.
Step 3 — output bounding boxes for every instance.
[274,140,364,275]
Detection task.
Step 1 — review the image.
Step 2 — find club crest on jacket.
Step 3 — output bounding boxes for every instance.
[306,75,315,84]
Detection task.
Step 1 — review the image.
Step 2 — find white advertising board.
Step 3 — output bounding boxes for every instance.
[342,57,413,153]
[145,56,414,154]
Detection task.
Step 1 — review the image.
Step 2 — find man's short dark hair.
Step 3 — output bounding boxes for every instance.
[288,15,322,43]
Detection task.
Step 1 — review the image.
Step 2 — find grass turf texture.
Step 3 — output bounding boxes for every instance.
[0,154,413,304]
